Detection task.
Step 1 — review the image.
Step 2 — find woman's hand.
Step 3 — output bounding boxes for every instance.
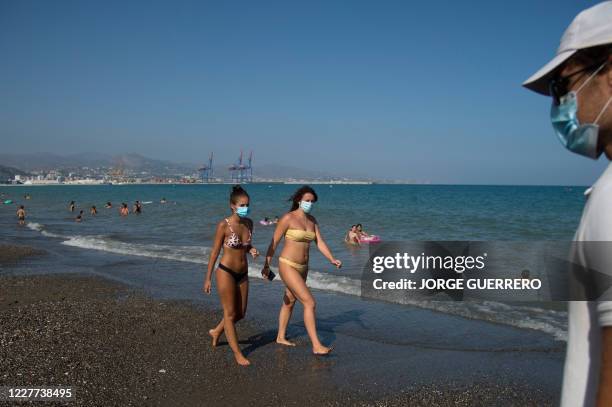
[249,247,260,259]
[203,278,212,295]
[331,258,342,269]
[261,263,271,279]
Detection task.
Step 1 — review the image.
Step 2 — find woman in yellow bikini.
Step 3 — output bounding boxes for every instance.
[203,185,259,366]
[263,185,341,355]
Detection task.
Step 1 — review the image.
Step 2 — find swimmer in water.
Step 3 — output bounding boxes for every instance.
[262,185,341,354]
[90,206,97,216]
[75,210,84,222]
[355,223,370,238]
[203,185,259,366]
[345,225,360,245]
[69,201,75,212]
[133,201,142,214]
[104,202,112,209]
[160,197,167,204]
[120,203,129,216]
[16,205,26,225]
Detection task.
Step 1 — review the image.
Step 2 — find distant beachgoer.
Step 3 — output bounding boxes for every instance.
[104,201,112,208]
[356,223,370,238]
[160,197,167,204]
[262,185,341,354]
[75,210,84,222]
[16,205,26,225]
[133,201,142,214]
[120,203,129,216]
[203,185,259,366]
[345,225,360,245]
[24,193,31,200]
[69,201,75,212]
[90,206,97,216]
[273,216,279,224]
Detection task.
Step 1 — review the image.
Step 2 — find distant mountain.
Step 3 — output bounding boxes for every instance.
[0,152,112,171]
[109,153,195,175]
[0,165,29,182]
[0,152,374,181]
[0,152,195,176]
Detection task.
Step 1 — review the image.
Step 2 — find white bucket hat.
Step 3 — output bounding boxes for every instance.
[523,1,612,95]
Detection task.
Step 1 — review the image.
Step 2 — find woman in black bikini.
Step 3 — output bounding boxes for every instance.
[203,185,259,366]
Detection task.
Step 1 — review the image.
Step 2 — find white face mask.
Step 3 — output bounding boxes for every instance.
[299,201,313,213]
[550,62,612,159]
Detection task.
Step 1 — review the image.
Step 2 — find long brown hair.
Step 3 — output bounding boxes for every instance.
[288,185,318,211]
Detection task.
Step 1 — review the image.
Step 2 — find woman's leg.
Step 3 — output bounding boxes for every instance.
[209,276,248,347]
[237,278,249,320]
[277,287,297,346]
[278,264,331,354]
[215,269,250,366]
[209,319,224,347]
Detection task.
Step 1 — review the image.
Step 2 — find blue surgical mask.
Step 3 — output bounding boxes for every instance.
[550,63,611,160]
[236,206,249,217]
[300,201,313,213]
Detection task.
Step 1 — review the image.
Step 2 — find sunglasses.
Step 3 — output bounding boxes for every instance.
[549,60,607,105]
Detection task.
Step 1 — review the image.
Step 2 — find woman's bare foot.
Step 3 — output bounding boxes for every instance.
[276,337,296,346]
[234,353,251,366]
[208,329,221,347]
[312,345,333,355]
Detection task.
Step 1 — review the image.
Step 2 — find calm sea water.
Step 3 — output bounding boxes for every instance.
[0,184,587,341]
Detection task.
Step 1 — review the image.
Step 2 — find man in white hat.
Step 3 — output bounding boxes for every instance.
[523,2,612,406]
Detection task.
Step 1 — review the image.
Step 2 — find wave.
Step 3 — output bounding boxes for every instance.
[28,222,567,341]
[61,235,211,265]
[26,222,62,238]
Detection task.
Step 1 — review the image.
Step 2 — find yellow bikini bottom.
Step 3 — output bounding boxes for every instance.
[279,257,308,273]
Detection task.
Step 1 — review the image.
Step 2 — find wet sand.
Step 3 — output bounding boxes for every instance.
[0,244,45,265]
[0,270,559,406]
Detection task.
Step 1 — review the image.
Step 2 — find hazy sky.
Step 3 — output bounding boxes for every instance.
[1,0,609,184]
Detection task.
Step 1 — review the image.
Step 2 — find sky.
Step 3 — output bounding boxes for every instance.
[0,0,609,185]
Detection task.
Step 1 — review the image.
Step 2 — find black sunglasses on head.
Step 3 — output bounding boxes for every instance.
[549,60,607,105]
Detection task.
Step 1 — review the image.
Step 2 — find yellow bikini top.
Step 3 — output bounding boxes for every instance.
[285,228,316,242]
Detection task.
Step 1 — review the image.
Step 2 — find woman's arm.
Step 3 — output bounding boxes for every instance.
[263,215,290,271]
[245,218,259,258]
[314,220,342,268]
[203,221,226,294]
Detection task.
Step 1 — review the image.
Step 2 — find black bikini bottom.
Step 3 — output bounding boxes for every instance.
[219,263,248,284]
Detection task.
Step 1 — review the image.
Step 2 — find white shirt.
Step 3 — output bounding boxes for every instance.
[562,162,612,407]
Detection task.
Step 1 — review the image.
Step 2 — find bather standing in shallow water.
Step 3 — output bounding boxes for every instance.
[203,185,259,366]
[262,185,342,355]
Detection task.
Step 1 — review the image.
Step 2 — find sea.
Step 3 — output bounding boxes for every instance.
[0,184,587,343]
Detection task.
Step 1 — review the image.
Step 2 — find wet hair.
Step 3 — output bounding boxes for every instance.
[288,185,318,211]
[230,185,249,204]
[570,44,612,73]
[19,205,24,209]
[356,223,363,228]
